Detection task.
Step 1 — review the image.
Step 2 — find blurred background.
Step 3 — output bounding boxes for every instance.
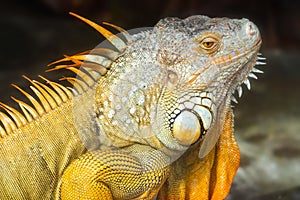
[0,0,299,199]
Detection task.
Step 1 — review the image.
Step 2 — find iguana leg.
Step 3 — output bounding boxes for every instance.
[157,109,240,200]
[60,146,170,200]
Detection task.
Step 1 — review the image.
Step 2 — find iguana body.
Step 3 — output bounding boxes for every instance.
[0,13,264,199]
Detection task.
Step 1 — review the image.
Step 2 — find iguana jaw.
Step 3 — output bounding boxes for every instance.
[230,52,260,94]
[229,40,264,103]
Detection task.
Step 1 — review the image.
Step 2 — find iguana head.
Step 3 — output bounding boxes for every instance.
[153,15,262,104]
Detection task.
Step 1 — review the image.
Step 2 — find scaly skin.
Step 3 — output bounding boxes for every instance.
[60,146,171,200]
[0,13,263,199]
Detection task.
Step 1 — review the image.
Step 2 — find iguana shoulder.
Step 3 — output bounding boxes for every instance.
[0,13,265,199]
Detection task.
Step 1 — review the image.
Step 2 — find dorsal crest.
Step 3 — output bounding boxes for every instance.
[0,13,130,137]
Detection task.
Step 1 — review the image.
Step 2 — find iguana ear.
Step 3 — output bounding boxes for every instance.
[157,108,240,200]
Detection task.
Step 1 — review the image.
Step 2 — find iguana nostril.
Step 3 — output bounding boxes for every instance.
[245,22,257,36]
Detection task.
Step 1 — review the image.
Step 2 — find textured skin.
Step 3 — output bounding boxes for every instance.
[0,101,85,199]
[0,14,262,199]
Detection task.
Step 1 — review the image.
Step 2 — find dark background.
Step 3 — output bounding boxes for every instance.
[0,1,299,199]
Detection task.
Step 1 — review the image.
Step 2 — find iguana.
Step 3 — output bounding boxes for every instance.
[0,13,265,199]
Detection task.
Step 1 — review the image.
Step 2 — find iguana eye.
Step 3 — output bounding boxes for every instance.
[200,37,218,50]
